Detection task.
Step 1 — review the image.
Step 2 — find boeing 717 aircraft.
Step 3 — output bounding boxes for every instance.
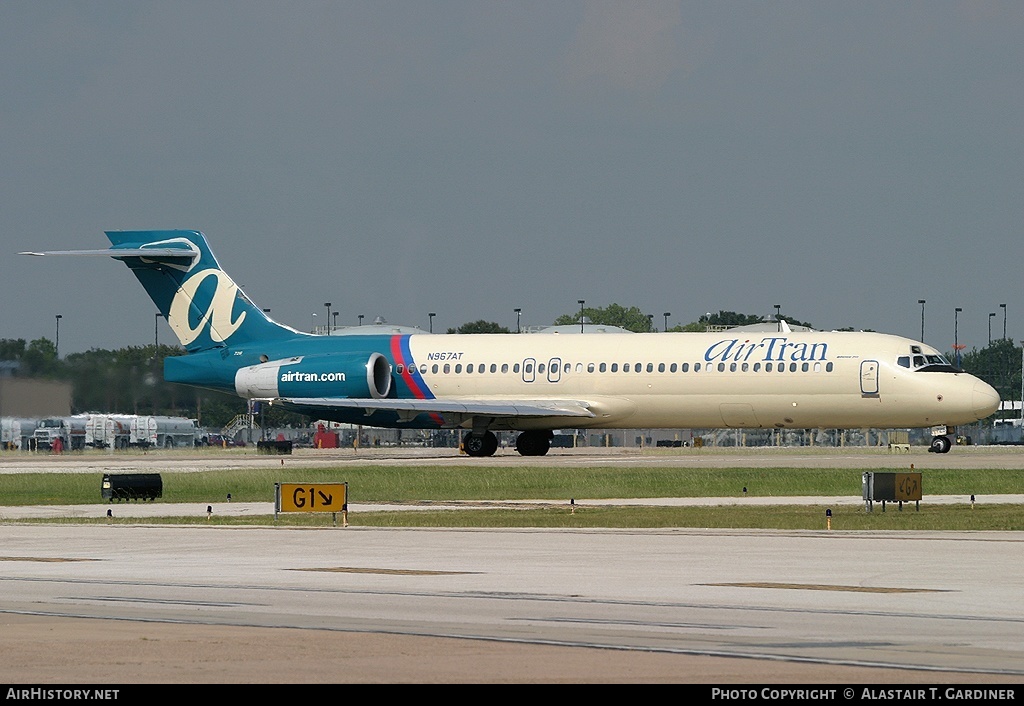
[23,230,1000,456]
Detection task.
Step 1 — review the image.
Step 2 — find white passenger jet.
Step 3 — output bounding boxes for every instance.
[23,231,999,456]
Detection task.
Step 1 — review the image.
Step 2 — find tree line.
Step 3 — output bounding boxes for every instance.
[0,338,296,430]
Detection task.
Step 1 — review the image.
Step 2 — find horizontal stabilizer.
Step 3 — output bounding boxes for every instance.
[19,248,199,262]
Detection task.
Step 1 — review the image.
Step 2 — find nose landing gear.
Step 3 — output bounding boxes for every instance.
[928,435,952,454]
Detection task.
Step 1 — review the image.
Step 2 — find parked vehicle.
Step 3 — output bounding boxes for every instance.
[32,416,87,451]
[131,416,198,448]
[85,414,133,449]
[1,417,38,450]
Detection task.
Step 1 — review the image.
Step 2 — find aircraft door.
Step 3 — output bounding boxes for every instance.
[860,360,879,395]
[547,357,561,383]
[522,358,536,383]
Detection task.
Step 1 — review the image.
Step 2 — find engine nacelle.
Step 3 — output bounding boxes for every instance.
[235,352,392,400]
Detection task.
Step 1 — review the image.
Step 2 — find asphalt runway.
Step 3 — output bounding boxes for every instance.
[1,446,1022,684]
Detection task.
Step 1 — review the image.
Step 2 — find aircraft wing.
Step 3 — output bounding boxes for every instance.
[274,397,596,419]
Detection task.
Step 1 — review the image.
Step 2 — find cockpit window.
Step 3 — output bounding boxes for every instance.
[903,349,960,373]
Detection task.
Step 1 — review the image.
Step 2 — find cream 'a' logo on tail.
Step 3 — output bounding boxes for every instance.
[168,269,247,346]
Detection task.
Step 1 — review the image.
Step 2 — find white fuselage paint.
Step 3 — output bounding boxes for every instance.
[240,330,999,432]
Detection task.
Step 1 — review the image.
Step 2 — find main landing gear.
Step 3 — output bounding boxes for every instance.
[515,430,552,456]
[462,431,498,457]
[461,430,553,457]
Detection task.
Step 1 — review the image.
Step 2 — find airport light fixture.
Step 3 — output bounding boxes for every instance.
[1001,303,1007,339]
[578,300,585,333]
[989,312,995,345]
[514,308,521,334]
[429,312,436,334]
[333,311,338,332]
[954,307,962,366]
[918,300,926,342]
[324,302,332,335]
[663,312,671,332]
[358,314,364,327]
[55,314,62,359]
[774,304,781,332]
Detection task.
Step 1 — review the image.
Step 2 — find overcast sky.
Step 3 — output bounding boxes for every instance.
[3,2,1022,356]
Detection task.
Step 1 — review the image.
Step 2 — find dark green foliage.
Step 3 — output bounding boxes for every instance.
[446,320,511,334]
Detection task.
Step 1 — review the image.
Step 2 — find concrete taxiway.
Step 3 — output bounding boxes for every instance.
[1,446,1022,683]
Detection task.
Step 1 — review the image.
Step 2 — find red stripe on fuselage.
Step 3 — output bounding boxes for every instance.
[390,335,428,399]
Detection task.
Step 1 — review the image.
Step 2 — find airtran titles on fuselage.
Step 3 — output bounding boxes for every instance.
[704,337,829,364]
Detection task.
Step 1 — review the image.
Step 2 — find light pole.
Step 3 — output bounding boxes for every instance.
[774,304,781,332]
[324,302,332,335]
[954,307,962,366]
[918,299,926,342]
[333,311,338,332]
[578,300,585,333]
[429,312,435,334]
[358,314,364,327]
[514,308,521,334]
[55,314,62,358]
[1001,303,1007,339]
[989,312,995,345]
[663,312,671,332]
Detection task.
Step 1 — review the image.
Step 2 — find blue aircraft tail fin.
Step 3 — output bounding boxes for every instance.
[98,230,302,352]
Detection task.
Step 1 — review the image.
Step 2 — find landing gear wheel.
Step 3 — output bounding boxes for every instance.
[515,430,552,456]
[463,431,498,457]
[929,436,952,454]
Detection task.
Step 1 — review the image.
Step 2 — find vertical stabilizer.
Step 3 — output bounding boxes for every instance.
[104,230,300,351]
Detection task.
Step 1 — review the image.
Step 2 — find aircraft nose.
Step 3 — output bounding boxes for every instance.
[973,380,1000,420]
